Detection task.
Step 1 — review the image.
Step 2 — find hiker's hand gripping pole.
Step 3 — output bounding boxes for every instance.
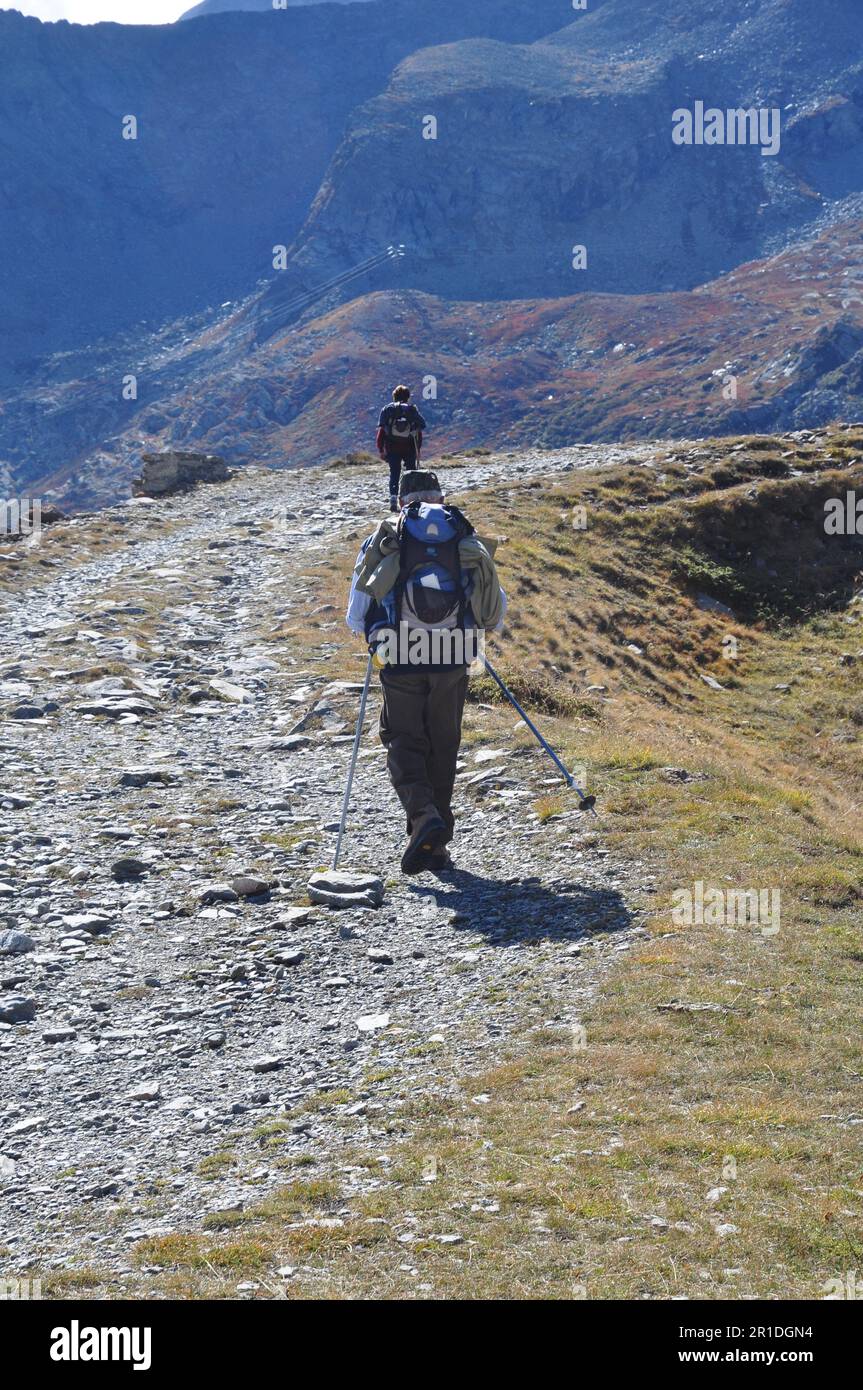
[333,652,374,870]
[482,657,597,813]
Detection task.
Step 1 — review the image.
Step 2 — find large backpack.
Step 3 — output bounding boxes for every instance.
[395,503,474,628]
[386,402,416,442]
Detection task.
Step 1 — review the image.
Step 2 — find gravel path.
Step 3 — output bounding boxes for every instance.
[0,444,655,1279]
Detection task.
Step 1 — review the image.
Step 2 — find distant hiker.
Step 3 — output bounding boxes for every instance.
[347,469,505,875]
[377,385,427,512]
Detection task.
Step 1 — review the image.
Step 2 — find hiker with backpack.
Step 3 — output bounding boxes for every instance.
[377,385,427,512]
[347,469,505,874]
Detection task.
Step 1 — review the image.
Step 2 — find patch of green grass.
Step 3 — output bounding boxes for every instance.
[251,1120,293,1141]
[41,1268,109,1297]
[202,1210,250,1232]
[298,1089,353,1113]
[468,671,601,721]
[250,1178,341,1218]
[671,546,746,602]
[196,1151,238,1180]
[793,863,862,907]
[261,825,317,851]
[595,741,662,772]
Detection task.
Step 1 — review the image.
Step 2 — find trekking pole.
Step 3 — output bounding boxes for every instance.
[481,656,596,812]
[332,652,374,869]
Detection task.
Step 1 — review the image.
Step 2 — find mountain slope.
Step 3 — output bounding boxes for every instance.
[0,1,564,377]
[181,0,373,17]
[11,213,863,509]
[254,0,863,338]
[4,0,863,506]
[5,0,862,379]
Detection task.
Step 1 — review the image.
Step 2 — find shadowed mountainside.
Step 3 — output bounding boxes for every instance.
[0,1,562,376]
[253,0,863,339]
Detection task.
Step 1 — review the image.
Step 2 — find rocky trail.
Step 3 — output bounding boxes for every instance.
[0,444,655,1287]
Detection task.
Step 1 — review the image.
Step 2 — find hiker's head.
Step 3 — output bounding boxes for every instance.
[392,385,411,403]
[398,470,443,507]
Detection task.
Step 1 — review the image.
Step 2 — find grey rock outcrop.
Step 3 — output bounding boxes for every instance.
[132,452,232,498]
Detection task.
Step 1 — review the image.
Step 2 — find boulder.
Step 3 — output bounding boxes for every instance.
[0,792,33,809]
[111,858,151,882]
[77,698,156,719]
[230,875,269,898]
[0,929,35,956]
[696,592,736,618]
[198,883,239,905]
[8,704,48,720]
[118,768,176,788]
[132,451,232,498]
[0,995,36,1024]
[208,679,253,704]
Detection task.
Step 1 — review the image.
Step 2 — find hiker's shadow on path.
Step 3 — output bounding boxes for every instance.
[410,867,631,945]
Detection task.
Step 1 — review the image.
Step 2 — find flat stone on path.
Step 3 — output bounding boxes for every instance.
[356,1013,390,1033]
[307,871,384,910]
[252,1056,283,1073]
[126,1082,161,1102]
[0,792,33,809]
[111,858,151,881]
[208,678,253,703]
[368,948,394,965]
[272,949,304,967]
[279,907,314,927]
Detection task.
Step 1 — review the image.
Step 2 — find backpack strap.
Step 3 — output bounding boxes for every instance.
[393,503,417,617]
[395,501,416,546]
[444,504,475,539]
[445,507,475,627]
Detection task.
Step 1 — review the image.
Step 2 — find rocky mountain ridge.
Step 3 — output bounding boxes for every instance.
[8,212,863,510]
[182,0,374,17]
[255,0,863,334]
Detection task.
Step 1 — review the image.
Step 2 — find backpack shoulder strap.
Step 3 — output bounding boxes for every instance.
[396,502,419,539]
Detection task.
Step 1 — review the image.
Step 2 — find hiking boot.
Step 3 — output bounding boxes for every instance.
[429,848,454,872]
[400,810,448,875]
[389,495,399,512]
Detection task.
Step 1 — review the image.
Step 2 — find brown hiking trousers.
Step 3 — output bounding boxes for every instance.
[379,666,469,840]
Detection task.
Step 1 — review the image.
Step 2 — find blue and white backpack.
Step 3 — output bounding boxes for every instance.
[395,503,473,628]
